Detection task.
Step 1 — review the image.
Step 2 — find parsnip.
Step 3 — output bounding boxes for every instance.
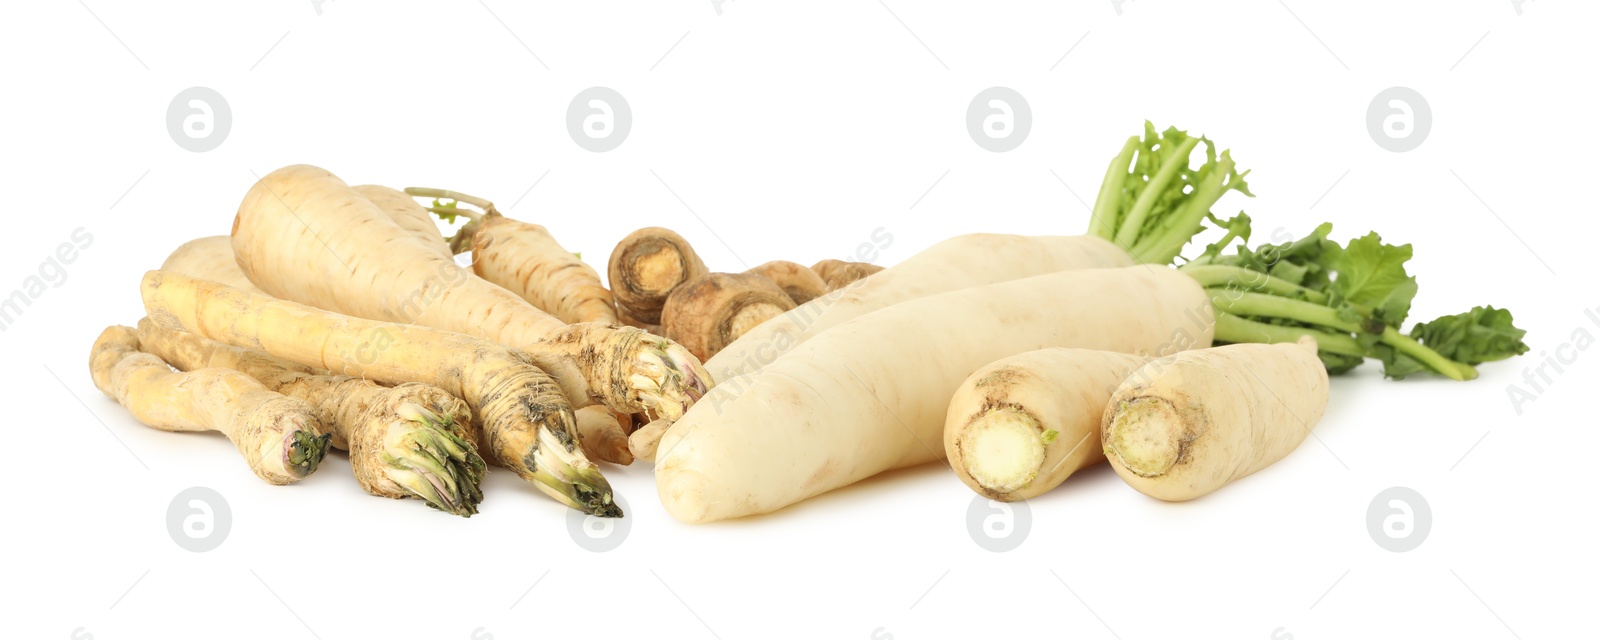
[90,325,329,485]
[230,165,707,421]
[746,260,827,305]
[661,273,795,362]
[136,319,487,515]
[608,227,708,325]
[141,270,621,516]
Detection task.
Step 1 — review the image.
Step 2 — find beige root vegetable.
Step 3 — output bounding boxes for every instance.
[162,236,260,292]
[402,188,619,325]
[360,186,635,465]
[704,234,1134,383]
[575,408,633,467]
[656,266,1214,523]
[661,273,796,362]
[230,165,707,421]
[944,349,1151,502]
[353,185,448,253]
[810,259,884,291]
[608,227,709,326]
[1102,338,1328,501]
[745,261,828,305]
[89,325,330,485]
[141,270,621,516]
[136,318,487,516]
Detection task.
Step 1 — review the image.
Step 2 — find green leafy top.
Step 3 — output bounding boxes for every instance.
[1087,122,1253,265]
[1184,224,1528,381]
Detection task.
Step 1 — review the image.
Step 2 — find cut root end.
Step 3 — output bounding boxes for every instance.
[1104,397,1186,478]
[959,408,1045,494]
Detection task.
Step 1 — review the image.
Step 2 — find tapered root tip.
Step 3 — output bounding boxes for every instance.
[570,466,623,518]
[1104,397,1185,478]
[959,408,1045,494]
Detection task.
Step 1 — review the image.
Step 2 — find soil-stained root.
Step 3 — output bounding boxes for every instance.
[660,273,796,362]
[89,325,330,485]
[608,227,708,325]
[140,270,622,517]
[745,261,828,305]
[136,319,487,516]
[811,259,884,291]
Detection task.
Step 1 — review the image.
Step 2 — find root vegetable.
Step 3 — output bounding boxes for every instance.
[89,325,330,485]
[704,122,1252,385]
[656,266,1215,523]
[354,185,450,255]
[141,269,621,516]
[608,227,708,325]
[746,261,827,304]
[403,188,619,325]
[136,318,487,516]
[1102,339,1328,501]
[661,272,796,362]
[576,407,632,466]
[162,236,260,292]
[810,259,883,291]
[944,349,1151,502]
[230,165,707,420]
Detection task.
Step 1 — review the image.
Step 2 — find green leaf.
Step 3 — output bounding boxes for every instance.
[1327,232,1417,327]
[1196,211,1253,262]
[1407,306,1530,365]
[1092,122,1253,265]
[431,198,460,224]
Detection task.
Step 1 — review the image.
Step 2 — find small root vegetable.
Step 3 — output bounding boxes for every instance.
[608,227,709,325]
[810,259,883,291]
[661,273,796,362]
[745,261,827,305]
[576,406,632,466]
[162,236,261,293]
[944,349,1151,502]
[404,188,619,325]
[136,318,487,516]
[656,266,1214,523]
[1102,338,1328,501]
[89,325,330,485]
[141,269,622,516]
[231,165,708,421]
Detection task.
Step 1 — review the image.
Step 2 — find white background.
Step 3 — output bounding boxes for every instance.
[2,1,1593,638]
